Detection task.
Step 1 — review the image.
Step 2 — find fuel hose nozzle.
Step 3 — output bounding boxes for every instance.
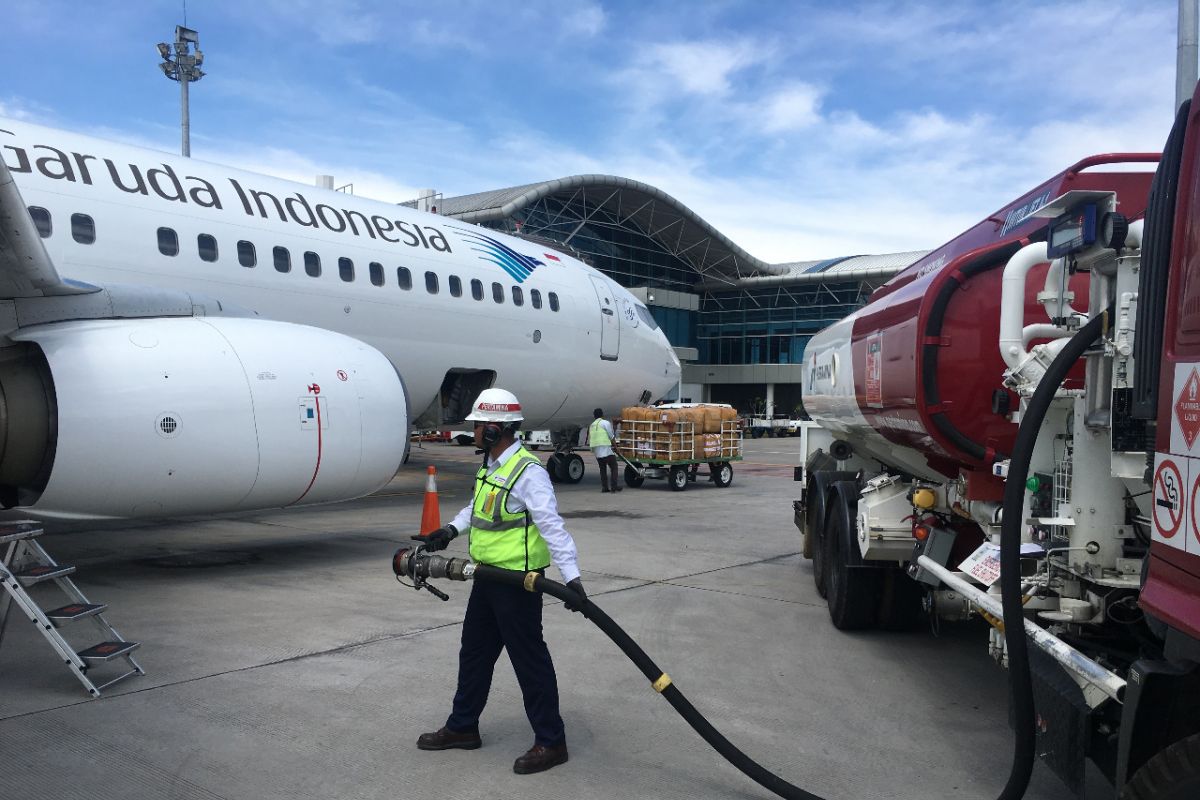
[392,544,476,601]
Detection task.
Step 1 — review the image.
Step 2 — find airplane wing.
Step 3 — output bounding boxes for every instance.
[0,154,94,298]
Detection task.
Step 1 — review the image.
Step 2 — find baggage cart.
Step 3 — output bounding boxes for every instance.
[615,414,742,491]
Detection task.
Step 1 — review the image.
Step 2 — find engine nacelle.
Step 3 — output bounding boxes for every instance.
[1,316,408,518]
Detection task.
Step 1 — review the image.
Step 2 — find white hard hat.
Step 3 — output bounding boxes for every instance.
[465,388,524,423]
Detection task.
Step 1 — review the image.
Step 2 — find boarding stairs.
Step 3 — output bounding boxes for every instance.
[0,520,142,697]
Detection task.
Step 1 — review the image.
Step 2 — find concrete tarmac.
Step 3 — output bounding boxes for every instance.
[1,438,1100,799]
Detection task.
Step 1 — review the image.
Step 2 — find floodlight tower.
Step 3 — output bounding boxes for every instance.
[156,25,205,157]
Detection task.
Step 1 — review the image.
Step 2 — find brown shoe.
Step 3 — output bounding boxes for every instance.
[513,742,569,774]
[417,726,481,751]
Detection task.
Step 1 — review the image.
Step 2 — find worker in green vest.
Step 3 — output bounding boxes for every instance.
[588,407,621,493]
[415,388,585,775]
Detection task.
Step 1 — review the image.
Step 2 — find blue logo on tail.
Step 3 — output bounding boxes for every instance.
[451,227,545,283]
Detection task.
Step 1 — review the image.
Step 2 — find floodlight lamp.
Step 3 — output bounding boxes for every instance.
[157,42,171,59]
[159,61,175,77]
[176,26,199,44]
[194,50,203,65]
[192,68,205,80]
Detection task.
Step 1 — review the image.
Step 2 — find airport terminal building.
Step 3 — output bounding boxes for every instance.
[418,176,927,416]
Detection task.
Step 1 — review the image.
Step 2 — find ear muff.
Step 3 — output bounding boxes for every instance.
[482,423,503,447]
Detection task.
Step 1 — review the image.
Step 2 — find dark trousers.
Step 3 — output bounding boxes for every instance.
[446,576,565,746]
[596,453,618,490]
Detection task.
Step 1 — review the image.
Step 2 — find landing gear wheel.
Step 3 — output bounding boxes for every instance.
[546,453,565,483]
[668,466,688,491]
[1122,732,1200,800]
[711,462,733,488]
[624,464,645,488]
[825,489,880,630]
[561,453,585,484]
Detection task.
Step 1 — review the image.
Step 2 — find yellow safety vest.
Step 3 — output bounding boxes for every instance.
[468,446,551,571]
[589,418,612,447]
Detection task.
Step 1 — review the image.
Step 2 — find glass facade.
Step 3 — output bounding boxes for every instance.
[698,284,866,364]
[482,193,868,368]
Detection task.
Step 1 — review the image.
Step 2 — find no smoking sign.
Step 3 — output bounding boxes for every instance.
[1154,454,1184,543]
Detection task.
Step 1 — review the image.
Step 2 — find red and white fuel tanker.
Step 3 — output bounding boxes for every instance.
[796,89,1200,798]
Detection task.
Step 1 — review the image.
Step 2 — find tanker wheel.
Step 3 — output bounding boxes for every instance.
[1121,733,1200,800]
[811,514,828,598]
[825,490,880,630]
[711,462,733,487]
[876,568,925,631]
[806,480,829,598]
[669,466,688,491]
[624,464,645,488]
[454,434,474,446]
[561,453,585,484]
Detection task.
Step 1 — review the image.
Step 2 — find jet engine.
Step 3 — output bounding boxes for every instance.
[0,316,408,518]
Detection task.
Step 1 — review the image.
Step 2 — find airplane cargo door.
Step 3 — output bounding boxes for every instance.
[589,276,620,361]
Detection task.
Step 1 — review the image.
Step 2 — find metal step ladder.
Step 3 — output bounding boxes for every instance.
[0,520,143,697]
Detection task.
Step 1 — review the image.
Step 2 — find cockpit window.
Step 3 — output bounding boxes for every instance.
[635,304,659,330]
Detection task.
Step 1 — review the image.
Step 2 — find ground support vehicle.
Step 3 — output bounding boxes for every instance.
[794,105,1200,799]
[747,414,792,438]
[617,417,741,491]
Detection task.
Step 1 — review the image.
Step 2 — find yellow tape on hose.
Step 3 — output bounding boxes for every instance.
[652,673,672,693]
[523,572,539,592]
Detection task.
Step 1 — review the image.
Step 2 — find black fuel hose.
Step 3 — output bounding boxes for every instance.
[472,563,827,800]
[456,316,1107,800]
[995,307,1113,800]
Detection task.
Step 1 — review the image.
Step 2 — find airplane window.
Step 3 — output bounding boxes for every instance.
[304,251,321,277]
[28,207,51,238]
[425,271,439,294]
[471,279,483,300]
[636,305,659,330]
[530,289,542,309]
[512,286,524,306]
[492,282,504,303]
[449,275,462,297]
[369,261,384,287]
[397,266,412,290]
[71,213,95,244]
[339,257,354,282]
[238,240,256,267]
[157,227,179,256]
[273,246,291,273]
[549,292,560,312]
[198,233,218,262]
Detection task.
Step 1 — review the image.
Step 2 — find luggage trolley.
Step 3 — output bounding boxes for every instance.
[615,410,742,491]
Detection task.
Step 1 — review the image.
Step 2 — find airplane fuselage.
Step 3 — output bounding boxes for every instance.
[0,118,680,430]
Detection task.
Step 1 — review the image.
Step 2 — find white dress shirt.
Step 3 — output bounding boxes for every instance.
[450,441,581,583]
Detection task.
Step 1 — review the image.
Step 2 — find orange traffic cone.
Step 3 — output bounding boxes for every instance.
[419,465,442,536]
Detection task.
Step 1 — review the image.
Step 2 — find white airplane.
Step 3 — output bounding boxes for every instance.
[0,117,680,518]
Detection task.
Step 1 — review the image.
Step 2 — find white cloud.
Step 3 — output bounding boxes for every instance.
[758,83,824,133]
[640,40,766,96]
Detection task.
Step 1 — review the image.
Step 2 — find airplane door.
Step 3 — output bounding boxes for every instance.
[589,276,620,360]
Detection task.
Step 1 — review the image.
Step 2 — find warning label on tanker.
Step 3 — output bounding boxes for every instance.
[1174,366,1200,451]
[865,334,882,408]
[959,543,1003,586]
[1153,454,1184,542]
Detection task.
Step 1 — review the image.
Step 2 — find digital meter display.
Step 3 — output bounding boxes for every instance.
[1046,203,1097,258]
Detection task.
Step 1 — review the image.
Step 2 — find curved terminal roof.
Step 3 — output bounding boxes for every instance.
[437,174,925,285]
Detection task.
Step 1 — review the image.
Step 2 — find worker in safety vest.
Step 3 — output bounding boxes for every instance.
[588,408,621,493]
[415,388,585,775]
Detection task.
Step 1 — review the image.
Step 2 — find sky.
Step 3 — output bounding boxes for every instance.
[0,0,1183,263]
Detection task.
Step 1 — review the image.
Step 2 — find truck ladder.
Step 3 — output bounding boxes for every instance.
[0,521,143,697]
